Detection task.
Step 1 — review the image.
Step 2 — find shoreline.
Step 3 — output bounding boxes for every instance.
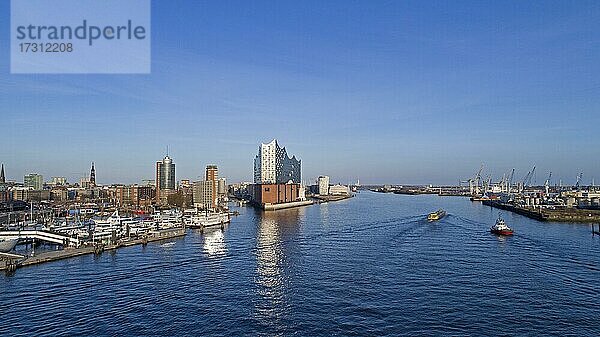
[0,228,186,272]
[259,200,315,211]
[481,200,600,223]
[312,194,354,203]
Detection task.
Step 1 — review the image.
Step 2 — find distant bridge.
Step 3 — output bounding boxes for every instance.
[0,231,80,248]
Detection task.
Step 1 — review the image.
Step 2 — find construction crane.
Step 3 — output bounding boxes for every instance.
[544,172,552,194]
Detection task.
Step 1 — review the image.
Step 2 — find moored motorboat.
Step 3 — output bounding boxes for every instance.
[490,215,513,235]
[427,209,447,221]
[185,211,230,229]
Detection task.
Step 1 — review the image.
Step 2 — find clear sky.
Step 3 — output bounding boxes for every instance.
[1,1,599,186]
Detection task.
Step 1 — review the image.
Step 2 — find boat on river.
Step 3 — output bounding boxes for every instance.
[427,209,447,221]
[490,214,514,235]
[184,211,230,229]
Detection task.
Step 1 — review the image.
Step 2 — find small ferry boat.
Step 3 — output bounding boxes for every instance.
[490,215,514,235]
[184,210,230,229]
[427,209,447,221]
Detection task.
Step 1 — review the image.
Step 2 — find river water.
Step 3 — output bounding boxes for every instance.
[1,192,599,336]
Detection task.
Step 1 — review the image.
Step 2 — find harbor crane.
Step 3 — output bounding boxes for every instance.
[520,165,536,192]
[544,172,552,194]
[575,172,583,191]
[468,164,484,196]
[483,175,492,195]
[499,168,515,193]
[507,168,515,194]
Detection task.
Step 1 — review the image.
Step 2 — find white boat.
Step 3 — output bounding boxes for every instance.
[93,210,133,227]
[184,211,230,229]
[490,214,514,235]
[50,218,93,241]
[92,210,135,243]
[153,210,183,229]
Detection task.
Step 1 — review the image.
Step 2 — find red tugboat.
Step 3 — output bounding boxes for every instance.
[490,214,514,236]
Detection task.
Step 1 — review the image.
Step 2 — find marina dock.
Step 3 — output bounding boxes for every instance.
[0,228,186,272]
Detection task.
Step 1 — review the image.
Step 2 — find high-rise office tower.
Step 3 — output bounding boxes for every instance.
[318,176,330,195]
[205,165,218,209]
[24,173,43,190]
[156,155,175,202]
[0,163,5,184]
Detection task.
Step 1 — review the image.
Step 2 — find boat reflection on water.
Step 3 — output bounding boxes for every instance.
[202,227,227,257]
[253,207,303,331]
[160,241,176,248]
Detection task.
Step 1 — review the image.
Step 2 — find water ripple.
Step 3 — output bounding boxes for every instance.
[2,192,600,336]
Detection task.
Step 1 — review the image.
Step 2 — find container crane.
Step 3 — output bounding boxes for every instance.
[521,165,536,192]
[507,168,515,194]
[544,172,552,194]
[468,164,484,196]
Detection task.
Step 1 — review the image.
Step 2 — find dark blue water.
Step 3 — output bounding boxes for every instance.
[2,192,600,336]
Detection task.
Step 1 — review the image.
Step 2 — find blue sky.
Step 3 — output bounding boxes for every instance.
[1,0,599,185]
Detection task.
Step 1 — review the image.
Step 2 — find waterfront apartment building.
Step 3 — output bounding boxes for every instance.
[115,185,156,207]
[156,155,176,204]
[318,176,330,195]
[206,165,218,209]
[179,179,191,189]
[0,184,9,203]
[24,173,43,190]
[192,180,213,210]
[12,187,50,201]
[51,177,67,186]
[50,188,68,202]
[218,177,227,198]
[253,139,301,184]
[80,177,92,189]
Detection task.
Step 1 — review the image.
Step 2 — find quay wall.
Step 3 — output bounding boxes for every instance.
[261,200,314,211]
[313,194,354,203]
[482,200,600,223]
[0,228,186,272]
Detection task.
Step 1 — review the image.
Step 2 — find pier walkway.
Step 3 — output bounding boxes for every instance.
[0,230,80,247]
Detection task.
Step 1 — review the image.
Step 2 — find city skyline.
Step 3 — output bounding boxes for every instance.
[1,1,599,184]
[0,154,594,188]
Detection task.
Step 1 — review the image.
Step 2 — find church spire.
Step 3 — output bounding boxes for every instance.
[0,163,5,183]
[90,162,96,186]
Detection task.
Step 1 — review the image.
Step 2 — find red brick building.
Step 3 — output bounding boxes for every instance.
[251,183,302,205]
[116,185,156,208]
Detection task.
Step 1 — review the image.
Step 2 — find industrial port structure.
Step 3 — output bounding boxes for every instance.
[464,165,600,222]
